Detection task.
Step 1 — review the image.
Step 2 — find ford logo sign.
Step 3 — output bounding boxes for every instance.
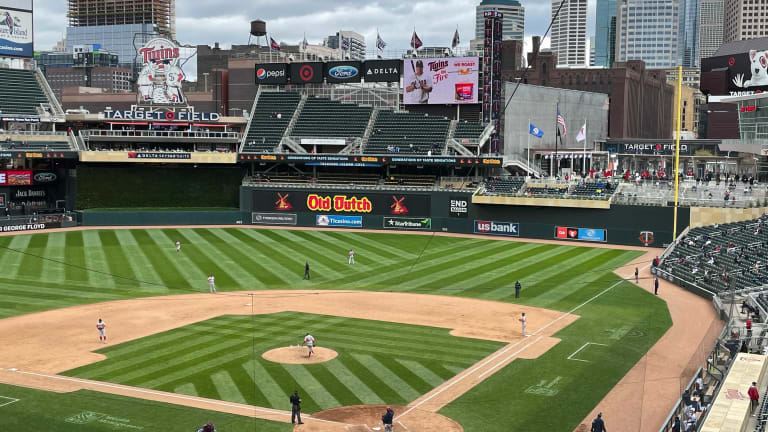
[33,172,57,183]
[328,65,358,79]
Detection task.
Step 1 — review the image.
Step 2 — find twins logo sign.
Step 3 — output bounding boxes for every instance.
[474,220,519,237]
[137,38,187,104]
[639,231,654,246]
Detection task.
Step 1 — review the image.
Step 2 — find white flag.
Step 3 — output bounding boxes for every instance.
[576,123,586,142]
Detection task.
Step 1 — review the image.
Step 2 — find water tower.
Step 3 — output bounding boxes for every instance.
[249,19,267,46]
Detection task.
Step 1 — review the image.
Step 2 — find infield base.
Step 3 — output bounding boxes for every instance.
[262,346,338,364]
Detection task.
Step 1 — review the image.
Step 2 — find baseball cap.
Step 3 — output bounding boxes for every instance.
[415,60,423,67]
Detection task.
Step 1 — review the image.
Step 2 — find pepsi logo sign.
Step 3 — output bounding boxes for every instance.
[256,68,285,80]
[328,65,359,80]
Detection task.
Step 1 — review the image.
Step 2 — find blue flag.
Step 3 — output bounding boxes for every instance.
[529,123,543,138]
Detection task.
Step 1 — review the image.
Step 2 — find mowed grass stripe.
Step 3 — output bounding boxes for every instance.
[197,229,289,287]
[322,361,385,405]
[210,370,249,404]
[336,354,403,405]
[352,354,421,402]
[283,366,341,410]
[80,230,116,289]
[396,359,445,388]
[63,231,89,283]
[39,232,67,284]
[220,228,300,281]
[300,230,399,265]
[1,235,31,280]
[177,229,260,289]
[236,229,321,282]
[263,230,354,276]
[246,359,301,409]
[15,233,48,279]
[97,231,141,288]
[150,229,215,289]
[226,361,271,407]
[129,230,192,291]
[335,231,419,259]
[375,356,434,394]
[113,230,166,291]
[326,320,500,350]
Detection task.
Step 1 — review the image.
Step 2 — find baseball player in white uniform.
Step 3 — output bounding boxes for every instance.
[97,318,107,343]
[303,333,315,358]
[207,275,216,293]
[176,241,181,253]
[348,249,355,265]
[405,59,433,104]
[519,313,528,337]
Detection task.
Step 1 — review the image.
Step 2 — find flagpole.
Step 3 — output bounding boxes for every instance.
[527,118,531,177]
[582,117,587,175]
[554,101,559,178]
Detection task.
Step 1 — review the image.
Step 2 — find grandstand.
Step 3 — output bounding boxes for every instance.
[453,120,487,143]
[291,96,373,140]
[658,216,768,294]
[0,132,76,151]
[241,92,301,153]
[365,110,451,155]
[0,68,53,116]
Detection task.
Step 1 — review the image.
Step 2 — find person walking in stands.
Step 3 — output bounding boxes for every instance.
[289,390,303,424]
[591,412,607,432]
[304,262,311,280]
[654,277,659,295]
[515,280,522,299]
[749,382,760,416]
[634,267,639,283]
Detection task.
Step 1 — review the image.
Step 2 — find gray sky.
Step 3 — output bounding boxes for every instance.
[32,0,596,78]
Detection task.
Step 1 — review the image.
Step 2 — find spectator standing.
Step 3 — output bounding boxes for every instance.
[749,382,760,416]
[672,417,680,432]
[591,412,607,432]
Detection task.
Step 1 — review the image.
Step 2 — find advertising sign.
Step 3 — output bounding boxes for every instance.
[137,38,186,104]
[80,151,237,164]
[1,222,60,233]
[325,61,362,83]
[403,57,479,105]
[255,63,289,85]
[0,170,32,185]
[383,217,431,230]
[239,153,503,167]
[363,60,401,82]
[474,220,519,236]
[616,142,691,155]
[702,49,768,95]
[104,110,220,121]
[290,62,324,84]
[316,214,362,228]
[253,190,431,216]
[252,212,297,226]
[33,172,57,183]
[555,226,607,242]
[0,7,32,57]
[449,196,469,218]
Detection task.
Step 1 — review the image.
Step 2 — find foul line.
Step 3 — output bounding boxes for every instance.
[398,260,650,419]
[0,396,19,408]
[477,336,543,378]
[5,370,341,425]
[567,342,609,363]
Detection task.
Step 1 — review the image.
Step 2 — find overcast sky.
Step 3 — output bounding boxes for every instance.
[33,0,596,79]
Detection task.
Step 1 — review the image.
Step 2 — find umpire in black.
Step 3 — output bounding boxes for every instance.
[290,390,303,424]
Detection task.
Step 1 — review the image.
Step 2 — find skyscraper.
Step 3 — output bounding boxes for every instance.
[593,0,617,67]
[724,0,768,43]
[65,0,175,68]
[616,0,679,68]
[324,31,366,61]
[550,0,587,66]
[678,0,700,67]
[698,0,724,59]
[474,0,525,41]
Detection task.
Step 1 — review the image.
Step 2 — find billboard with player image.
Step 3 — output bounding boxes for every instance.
[137,38,187,104]
[403,57,479,105]
[0,0,33,58]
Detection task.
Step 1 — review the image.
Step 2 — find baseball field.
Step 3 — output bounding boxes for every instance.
[0,227,671,431]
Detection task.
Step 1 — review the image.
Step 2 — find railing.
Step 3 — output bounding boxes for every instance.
[0,212,74,226]
[240,86,262,152]
[0,131,68,136]
[34,68,64,116]
[82,130,241,140]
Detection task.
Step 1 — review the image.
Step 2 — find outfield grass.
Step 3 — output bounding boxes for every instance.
[0,228,644,318]
[0,228,669,431]
[62,312,504,413]
[0,383,291,432]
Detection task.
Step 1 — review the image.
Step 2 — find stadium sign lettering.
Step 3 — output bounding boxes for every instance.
[474,220,519,236]
[104,110,221,121]
[306,194,372,213]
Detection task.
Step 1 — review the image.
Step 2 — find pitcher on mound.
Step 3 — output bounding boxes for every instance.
[303,333,315,358]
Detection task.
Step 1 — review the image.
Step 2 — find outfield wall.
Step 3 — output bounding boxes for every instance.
[241,187,690,248]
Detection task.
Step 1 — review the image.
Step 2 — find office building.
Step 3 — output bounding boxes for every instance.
[324,31,365,61]
[678,0,700,67]
[594,0,617,67]
[724,0,768,42]
[474,0,525,42]
[698,0,724,60]
[589,36,596,66]
[65,0,175,68]
[616,0,679,68]
[550,0,587,66]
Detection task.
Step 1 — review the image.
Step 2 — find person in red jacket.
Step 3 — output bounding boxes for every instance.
[749,382,760,416]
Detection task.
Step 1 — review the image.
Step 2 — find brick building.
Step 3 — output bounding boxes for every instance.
[505,51,675,139]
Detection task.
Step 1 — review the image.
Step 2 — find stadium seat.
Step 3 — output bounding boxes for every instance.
[242,92,301,153]
[292,97,372,139]
[0,69,48,116]
[453,121,486,142]
[483,178,526,194]
[365,111,450,155]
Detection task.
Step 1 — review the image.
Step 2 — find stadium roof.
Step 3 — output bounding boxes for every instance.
[479,0,522,6]
[714,37,768,57]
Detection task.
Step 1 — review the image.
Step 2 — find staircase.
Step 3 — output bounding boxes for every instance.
[33,68,64,118]
[283,93,307,140]
[504,158,544,178]
[360,108,380,153]
[444,120,458,155]
[239,87,263,152]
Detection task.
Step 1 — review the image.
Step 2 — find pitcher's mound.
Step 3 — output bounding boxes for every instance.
[262,346,338,364]
[305,405,463,432]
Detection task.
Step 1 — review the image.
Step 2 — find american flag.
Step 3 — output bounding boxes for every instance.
[557,109,567,137]
[269,37,281,52]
